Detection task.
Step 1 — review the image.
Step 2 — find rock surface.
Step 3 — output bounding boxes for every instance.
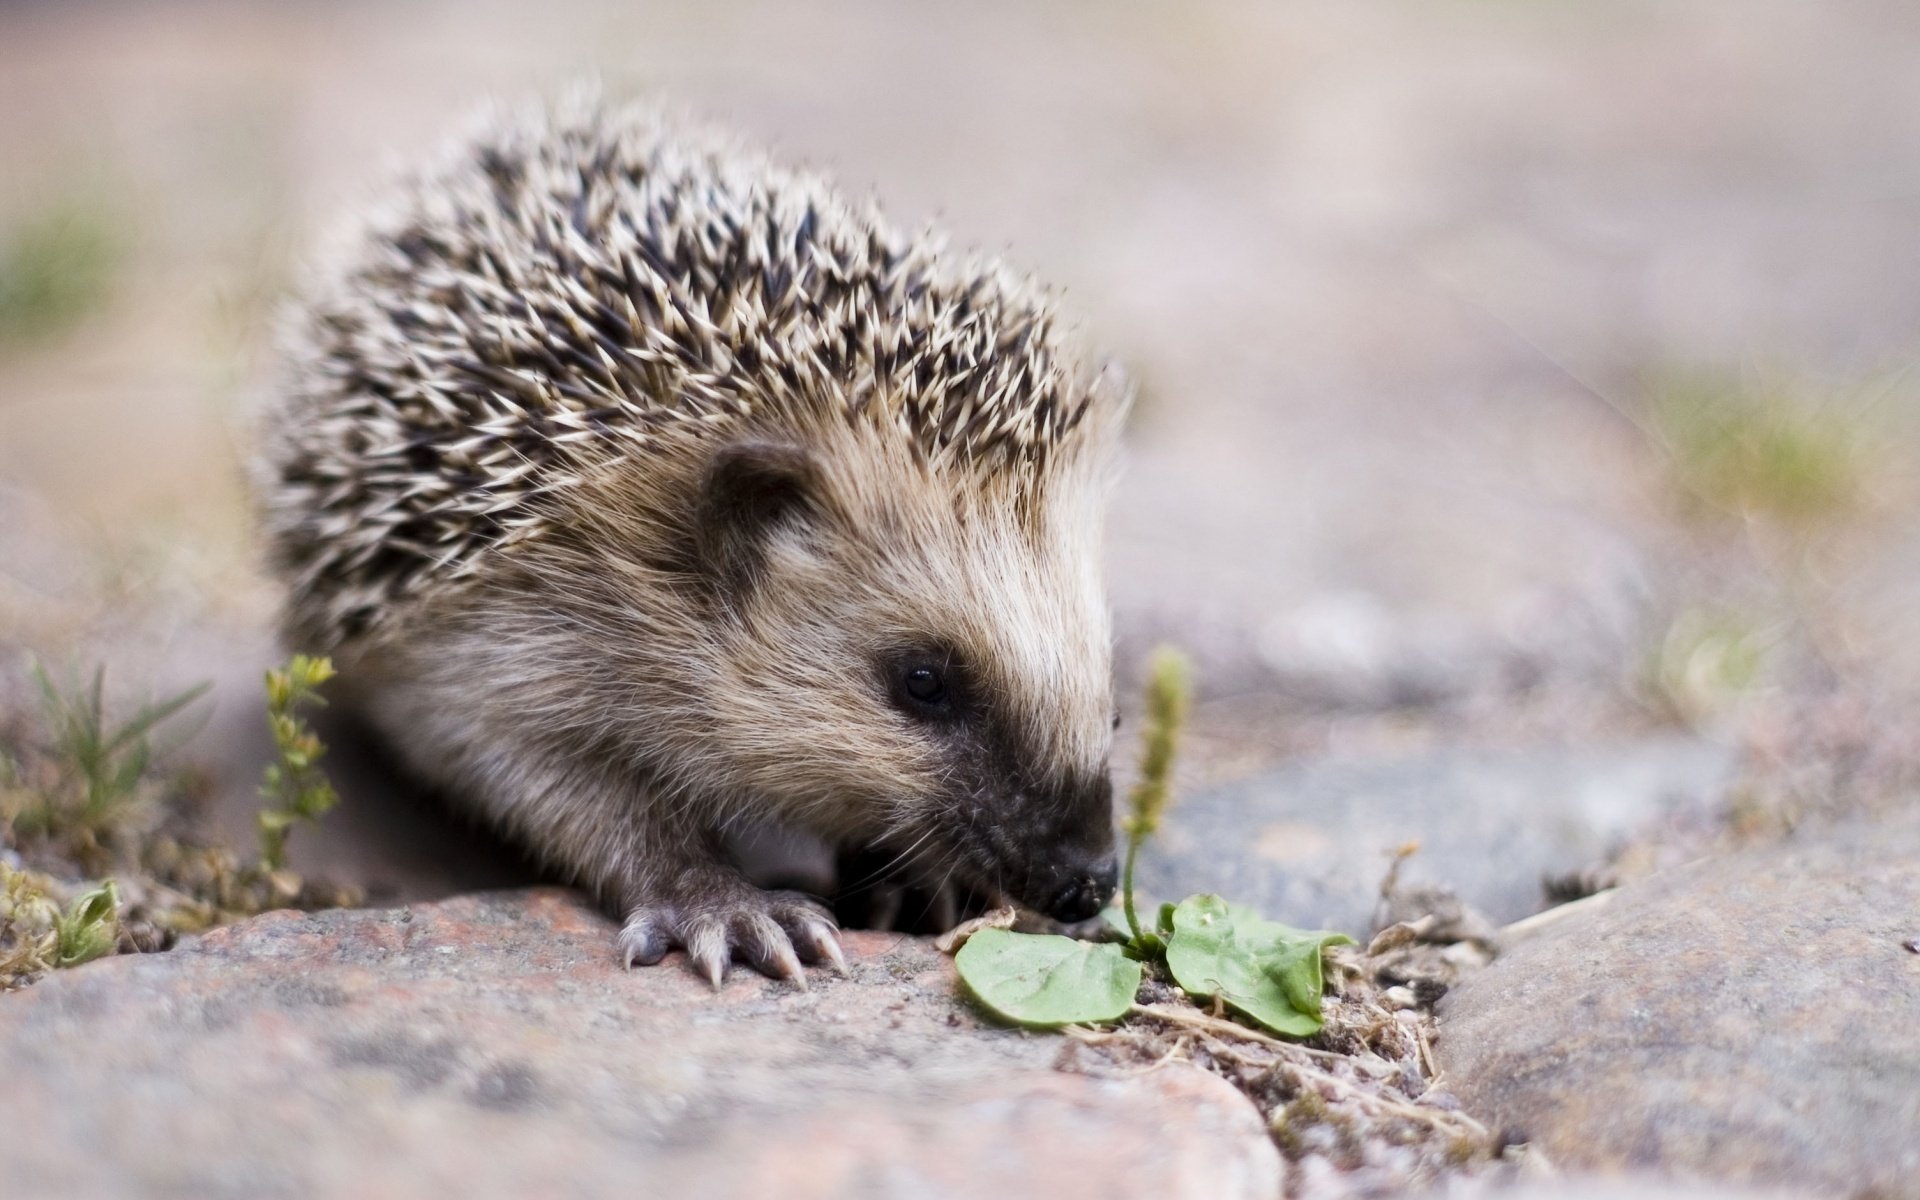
[1425,1182,1816,1200]
[1437,818,1920,1199]
[1136,736,1734,935]
[0,889,1280,1200]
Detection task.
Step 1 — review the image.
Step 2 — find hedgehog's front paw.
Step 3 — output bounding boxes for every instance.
[619,885,846,988]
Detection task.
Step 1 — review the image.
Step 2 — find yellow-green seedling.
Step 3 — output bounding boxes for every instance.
[0,867,119,985]
[257,655,340,872]
[52,879,119,968]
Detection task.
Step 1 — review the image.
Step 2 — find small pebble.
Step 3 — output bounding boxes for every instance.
[1381,985,1419,1011]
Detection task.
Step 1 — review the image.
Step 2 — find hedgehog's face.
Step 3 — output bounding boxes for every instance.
[696,435,1119,924]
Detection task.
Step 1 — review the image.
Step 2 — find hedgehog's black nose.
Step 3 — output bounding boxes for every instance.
[1043,854,1118,923]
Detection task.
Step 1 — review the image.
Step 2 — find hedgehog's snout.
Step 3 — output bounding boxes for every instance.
[1038,851,1118,923]
[1006,774,1118,922]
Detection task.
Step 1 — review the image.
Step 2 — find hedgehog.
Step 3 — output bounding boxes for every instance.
[255,92,1131,985]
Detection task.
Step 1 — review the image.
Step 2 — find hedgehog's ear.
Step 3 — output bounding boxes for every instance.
[696,440,821,585]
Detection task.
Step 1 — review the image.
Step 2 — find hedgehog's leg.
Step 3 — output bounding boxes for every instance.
[363,697,844,984]
[616,844,847,987]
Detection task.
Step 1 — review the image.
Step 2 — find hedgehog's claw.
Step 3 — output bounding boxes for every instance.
[774,904,848,978]
[620,888,843,988]
[617,914,671,968]
[741,912,808,989]
[683,916,731,988]
[792,915,850,977]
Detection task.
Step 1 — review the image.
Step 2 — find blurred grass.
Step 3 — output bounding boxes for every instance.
[0,196,123,346]
[5,663,210,868]
[1645,368,1882,524]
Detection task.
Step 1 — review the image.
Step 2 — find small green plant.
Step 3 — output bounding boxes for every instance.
[1159,895,1348,1037]
[256,655,340,872]
[17,663,209,841]
[0,196,121,344]
[52,879,119,968]
[954,647,1353,1037]
[1647,368,1879,524]
[0,865,119,986]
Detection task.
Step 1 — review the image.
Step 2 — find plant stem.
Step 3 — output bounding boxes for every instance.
[1122,819,1147,946]
[257,655,339,872]
[1120,647,1191,955]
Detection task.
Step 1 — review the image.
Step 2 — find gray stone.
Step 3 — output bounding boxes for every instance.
[1424,1180,1817,1200]
[0,889,1280,1200]
[1436,819,1920,1199]
[1135,737,1735,936]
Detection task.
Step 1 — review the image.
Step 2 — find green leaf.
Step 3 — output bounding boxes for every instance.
[69,881,116,928]
[1163,894,1354,1038]
[53,880,119,968]
[1157,901,1178,936]
[99,681,212,758]
[955,928,1142,1028]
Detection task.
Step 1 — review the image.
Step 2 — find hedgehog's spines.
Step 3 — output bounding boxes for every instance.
[265,93,1117,650]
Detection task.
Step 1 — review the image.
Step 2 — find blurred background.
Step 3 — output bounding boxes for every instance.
[3,0,1918,906]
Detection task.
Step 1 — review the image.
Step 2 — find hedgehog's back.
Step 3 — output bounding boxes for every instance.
[260,94,1092,651]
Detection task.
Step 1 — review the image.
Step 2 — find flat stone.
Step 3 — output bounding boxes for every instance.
[0,889,1280,1200]
[1136,737,1735,936]
[1418,1182,1816,1200]
[1436,819,1920,1198]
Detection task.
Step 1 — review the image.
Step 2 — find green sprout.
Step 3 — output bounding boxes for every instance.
[256,655,340,872]
[1120,647,1191,955]
[0,867,118,984]
[52,880,119,968]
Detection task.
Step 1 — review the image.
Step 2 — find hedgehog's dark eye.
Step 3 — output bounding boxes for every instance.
[903,667,947,707]
[888,654,960,721]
